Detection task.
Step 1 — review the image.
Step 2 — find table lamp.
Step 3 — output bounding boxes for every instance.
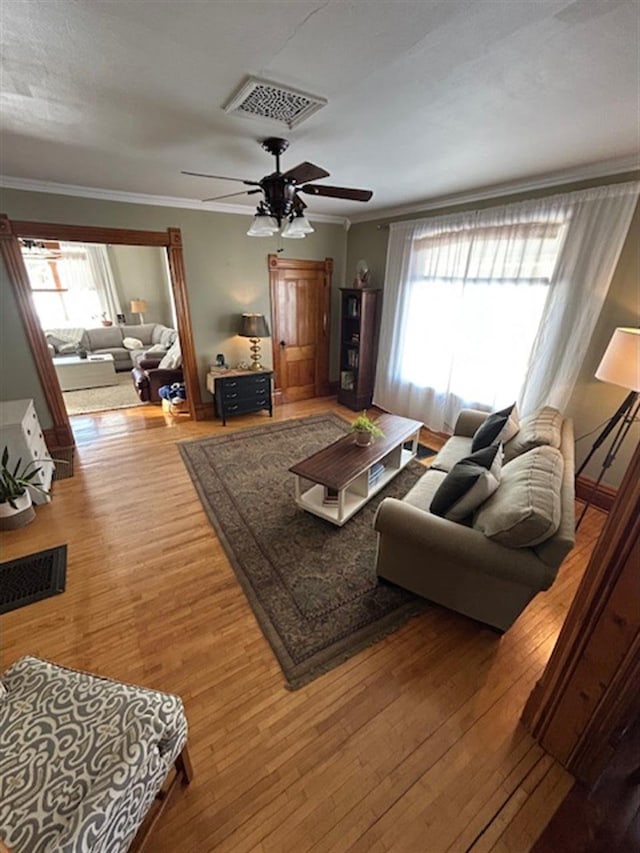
[130,299,148,324]
[239,313,270,371]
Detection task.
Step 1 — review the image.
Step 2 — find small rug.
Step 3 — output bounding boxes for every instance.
[63,373,143,415]
[179,413,428,689]
[0,545,67,615]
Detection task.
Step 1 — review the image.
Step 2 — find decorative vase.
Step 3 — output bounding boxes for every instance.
[101,320,113,327]
[355,430,373,447]
[0,491,36,530]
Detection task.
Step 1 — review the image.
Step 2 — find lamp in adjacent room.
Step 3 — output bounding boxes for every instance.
[130,299,148,324]
[239,313,270,371]
[575,326,640,527]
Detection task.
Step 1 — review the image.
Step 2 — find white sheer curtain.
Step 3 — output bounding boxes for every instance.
[375,181,639,432]
[84,244,122,322]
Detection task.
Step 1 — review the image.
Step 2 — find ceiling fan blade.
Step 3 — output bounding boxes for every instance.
[201,189,261,202]
[302,184,373,202]
[182,170,260,186]
[293,193,307,211]
[282,162,330,184]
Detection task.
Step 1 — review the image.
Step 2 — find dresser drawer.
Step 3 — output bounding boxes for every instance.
[209,370,272,424]
[221,397,271,417]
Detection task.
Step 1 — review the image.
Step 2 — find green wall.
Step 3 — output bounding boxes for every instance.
[0,189,348,411]
[107,244,174,328]
[0,252,53,428]
[346,173,640,488]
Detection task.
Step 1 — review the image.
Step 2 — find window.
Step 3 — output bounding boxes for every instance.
[400,220,565,408]
[23,243,107,328]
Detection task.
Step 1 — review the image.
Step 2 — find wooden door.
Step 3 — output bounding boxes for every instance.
[269,255,332,402]
[522,440,640,787]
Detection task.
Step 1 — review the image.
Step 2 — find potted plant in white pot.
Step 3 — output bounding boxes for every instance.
[0,446,51,530]
[350,412,385,447]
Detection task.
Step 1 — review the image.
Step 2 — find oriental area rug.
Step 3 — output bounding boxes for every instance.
[179,413,429,689]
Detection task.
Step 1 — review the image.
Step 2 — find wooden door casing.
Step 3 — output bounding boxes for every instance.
[268,255,332,403]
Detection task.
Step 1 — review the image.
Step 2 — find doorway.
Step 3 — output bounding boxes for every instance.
[0,216,202,454]
[268,254,332,402]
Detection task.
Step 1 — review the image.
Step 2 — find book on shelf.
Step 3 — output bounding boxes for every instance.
[323,487,339,505]
[346,349,359,369]
[340,370,355,391]
[368,462,385,487]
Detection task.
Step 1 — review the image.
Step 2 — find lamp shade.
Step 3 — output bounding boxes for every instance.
[239,313,270,338]
[595,327,640,392]
[130,299,148,314]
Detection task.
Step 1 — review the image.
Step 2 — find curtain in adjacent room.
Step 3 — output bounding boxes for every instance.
[374,181,639,433]
[75,243,122,323]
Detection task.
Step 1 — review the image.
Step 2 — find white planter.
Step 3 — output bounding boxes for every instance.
[0,491,36,530]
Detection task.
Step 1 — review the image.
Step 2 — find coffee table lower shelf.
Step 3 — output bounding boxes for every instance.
[293,446,415,527]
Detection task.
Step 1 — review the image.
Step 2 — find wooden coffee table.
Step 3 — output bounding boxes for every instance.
[289,413,423,526]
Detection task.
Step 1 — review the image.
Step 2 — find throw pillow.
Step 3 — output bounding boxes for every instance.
[471,403,519,452]
[122,337,144,350]
[146,343,166,354]
[473,445,564,547]
[46,333,66,352]
[58,342,78,354]
[430,444,503,522]
[503,406,563,462]
[159,339,182,369]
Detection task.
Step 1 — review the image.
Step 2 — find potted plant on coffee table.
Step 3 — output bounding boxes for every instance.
[0,447,51,530]
[350,412,385,447]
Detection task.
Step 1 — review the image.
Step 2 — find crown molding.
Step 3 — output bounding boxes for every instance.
[0,175,348,226]
[348,156,640,224]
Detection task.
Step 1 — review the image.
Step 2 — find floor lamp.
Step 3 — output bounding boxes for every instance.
[576,327,640,528]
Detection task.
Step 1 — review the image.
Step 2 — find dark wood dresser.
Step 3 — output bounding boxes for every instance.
[206,368,273,425]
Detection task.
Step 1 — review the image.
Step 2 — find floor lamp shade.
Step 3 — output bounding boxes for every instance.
[595,327,640,392]
[576,326,640,528]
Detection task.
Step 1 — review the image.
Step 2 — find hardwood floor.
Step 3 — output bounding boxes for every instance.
[0,399,606,852]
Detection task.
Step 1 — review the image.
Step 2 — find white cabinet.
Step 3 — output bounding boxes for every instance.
[0,399,54,505]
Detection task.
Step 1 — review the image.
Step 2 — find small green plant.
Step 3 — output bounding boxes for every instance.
[0,446,51,508]
[350,412,385,438]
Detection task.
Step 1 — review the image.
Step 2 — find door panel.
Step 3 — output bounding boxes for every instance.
[269,255,332,403]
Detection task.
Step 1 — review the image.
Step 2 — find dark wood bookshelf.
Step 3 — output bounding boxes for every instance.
[337,288,381,411]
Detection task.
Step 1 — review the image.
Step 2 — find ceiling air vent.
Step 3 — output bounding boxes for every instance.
[223,77,327,129]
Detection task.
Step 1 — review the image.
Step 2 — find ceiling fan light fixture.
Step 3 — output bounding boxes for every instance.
[281,213,313,239]
[247,205,279,237]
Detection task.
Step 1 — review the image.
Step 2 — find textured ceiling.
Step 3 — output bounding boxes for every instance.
[1,0,638,219]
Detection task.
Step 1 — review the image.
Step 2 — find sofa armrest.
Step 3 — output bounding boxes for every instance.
[453,409,488,438]
[148,367,183,383]
[374,498,555,589]
[139,357,162,369]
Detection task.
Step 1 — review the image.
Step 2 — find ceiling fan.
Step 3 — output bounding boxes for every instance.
[182,137,373,238]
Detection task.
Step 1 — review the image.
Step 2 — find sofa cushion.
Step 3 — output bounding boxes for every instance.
[122,323,155,345]
[471,403,519,452]
[431,435,474,472]
[430,444,502,522]
[159,339,182,369]
[473,445,564,547]
[160,326,177,348]
[503,406,563,462]
[404,469,448,513]
[85,326,124,349]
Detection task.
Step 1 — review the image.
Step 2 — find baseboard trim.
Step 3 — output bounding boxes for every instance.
[575,476,617,512]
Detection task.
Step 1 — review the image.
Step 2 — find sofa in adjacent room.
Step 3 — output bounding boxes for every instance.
[45,323,178,371]
[374,407,575,632]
